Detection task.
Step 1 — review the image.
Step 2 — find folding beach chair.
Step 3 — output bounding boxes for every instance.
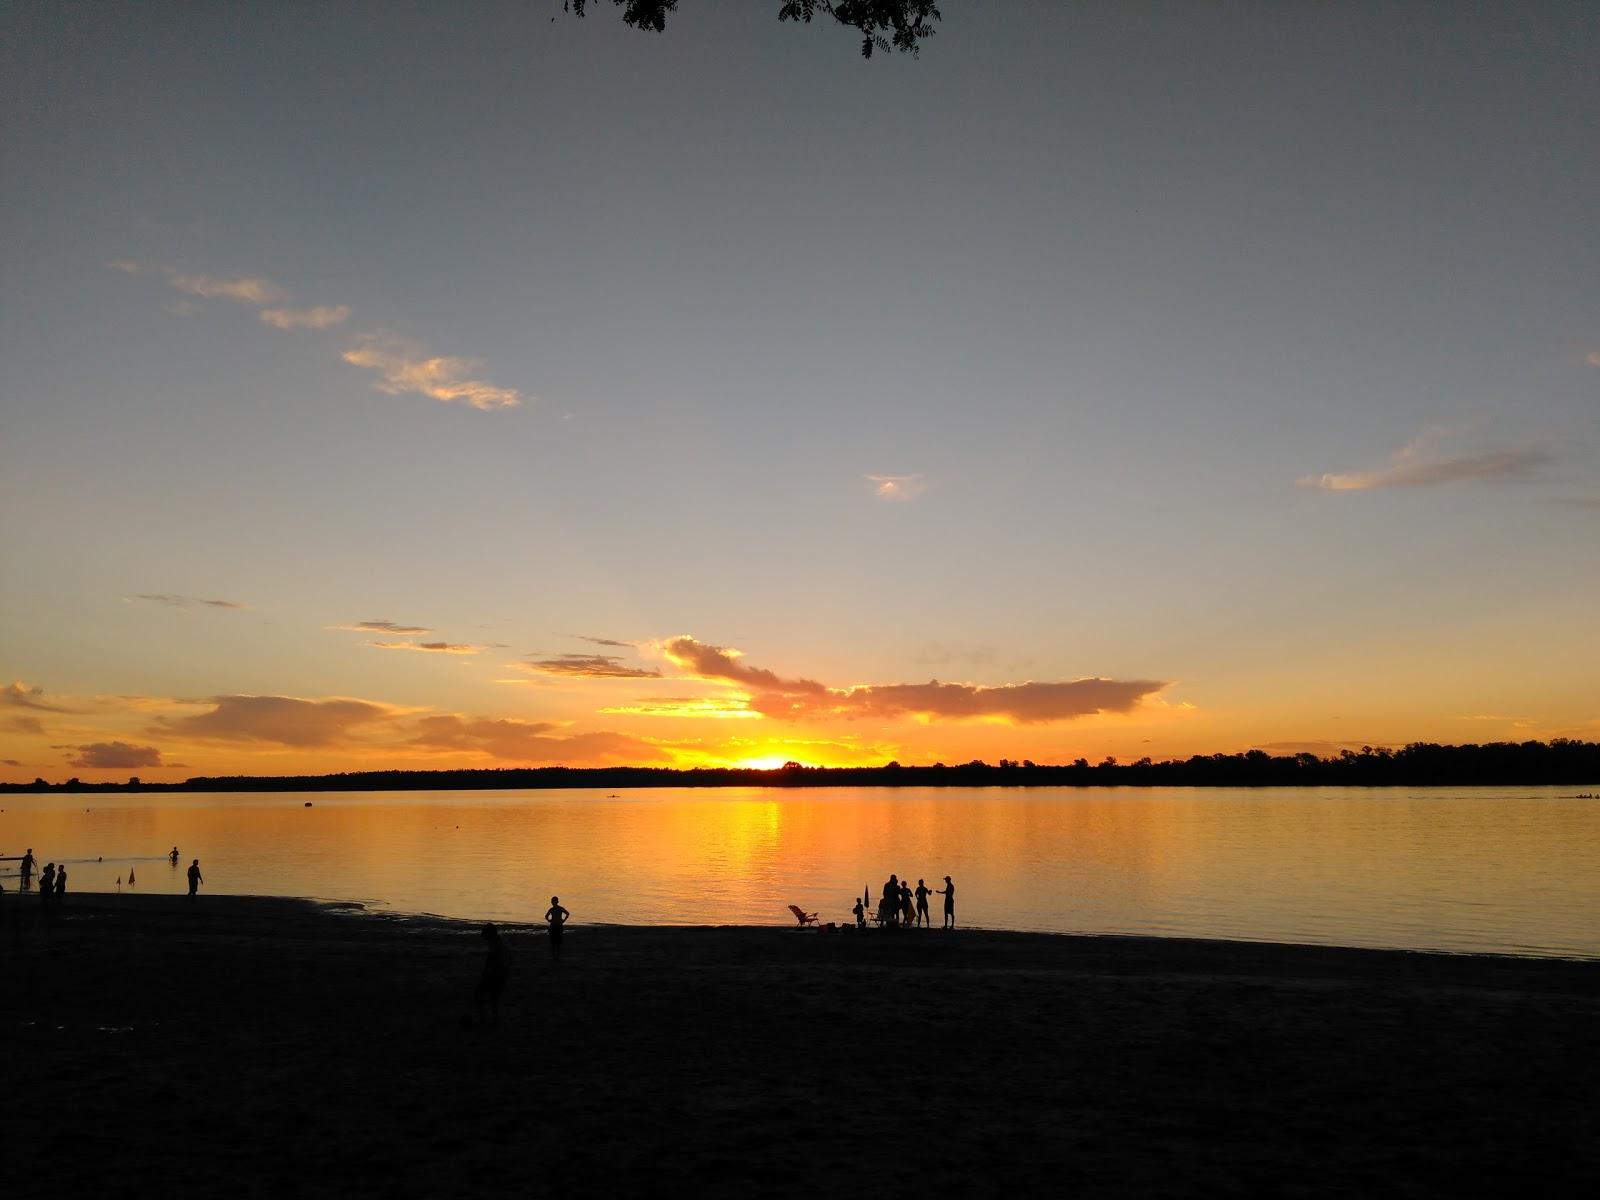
[786,904,819,926]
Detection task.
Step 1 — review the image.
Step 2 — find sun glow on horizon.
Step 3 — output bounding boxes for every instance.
[734,755,799,771]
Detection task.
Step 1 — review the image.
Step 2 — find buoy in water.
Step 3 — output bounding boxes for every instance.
[304,801,313,807]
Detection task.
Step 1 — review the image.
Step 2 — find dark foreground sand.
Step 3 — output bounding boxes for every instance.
[6,895,1598,1197]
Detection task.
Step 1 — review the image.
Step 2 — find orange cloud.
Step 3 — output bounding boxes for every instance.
[156,695,397,746]
[168,272,288,305]
[330,620,433,635]
[656,637,1167,724]
[1298,430,1552,491]
[4,682,69,712]
[599,697,761,719]
[65,741,164,769]
[259,305,350,330]
[660,636,827,695]
[342,335,522,411]
[410,715,658,763]
[867,473,926,500]
[367,641,483,655]
[521,654,661,679]
[777,679,1167,723]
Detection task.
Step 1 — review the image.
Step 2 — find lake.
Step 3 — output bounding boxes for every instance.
[3,785,1596,957]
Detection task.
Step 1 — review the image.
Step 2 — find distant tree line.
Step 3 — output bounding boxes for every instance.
[4,740,1598,793]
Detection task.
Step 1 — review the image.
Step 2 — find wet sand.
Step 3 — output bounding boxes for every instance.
[6,894,1598,1196]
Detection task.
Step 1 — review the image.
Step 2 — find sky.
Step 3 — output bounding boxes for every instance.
[2,1,1597,781]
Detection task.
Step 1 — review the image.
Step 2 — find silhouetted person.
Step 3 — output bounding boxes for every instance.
[169,846,180,865]
[880,875,899,927]
[187,859,203,898]
[900,880,914,925]
[20,849,34,891]
[852,898,866,928]
[474,923,510,1025]
[545,896,570,960]
[914,879,933,927]
[38,864,54,909]
[938,876,955,929]
[53,865,66,904]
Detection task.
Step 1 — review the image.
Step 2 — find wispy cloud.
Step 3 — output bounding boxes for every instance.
[342,334,523,411]
[1298,429,1552,491]
[867,473,926,501]
[599,697,762,719]
[64,741,164,769]
[4,682,68,712]
[330,620,433,635]
[111,263,529,415]
[575,635,635,648]
[168,272,287,305]
[521,654,662,679]
[656,636,1166,724]
[661,637,828,696]
[155,695,399,747]
[128,593,250,610]
[367,641,484,655]
[260,305,350,330]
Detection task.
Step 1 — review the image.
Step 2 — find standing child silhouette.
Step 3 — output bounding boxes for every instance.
[544,896,570,961]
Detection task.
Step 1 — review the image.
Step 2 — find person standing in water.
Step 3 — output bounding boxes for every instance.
[914,878,933,927]
[169,847,180,865]
[187,859,203,898]
[938,876,956,929]
[544,896,570,961]
[38,863,55,909]
[53,864,66,906]
[20,849,35,891]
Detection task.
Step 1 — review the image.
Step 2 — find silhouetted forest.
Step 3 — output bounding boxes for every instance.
[4,740,1597,793]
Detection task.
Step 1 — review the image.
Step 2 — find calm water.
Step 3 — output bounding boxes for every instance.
[3,786,1596,958]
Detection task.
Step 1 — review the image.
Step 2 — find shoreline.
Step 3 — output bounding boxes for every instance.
[14,891,1600,965]
[7,894,1598,1194]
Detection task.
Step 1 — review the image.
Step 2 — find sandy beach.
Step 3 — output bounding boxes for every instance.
[6,894,1597,1196]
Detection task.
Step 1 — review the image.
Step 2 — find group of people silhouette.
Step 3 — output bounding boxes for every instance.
[13,851,68,908]
[853,873,955,929]
[0,847,204,901]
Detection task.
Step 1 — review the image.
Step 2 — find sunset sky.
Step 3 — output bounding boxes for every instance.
[2,2,1597,781]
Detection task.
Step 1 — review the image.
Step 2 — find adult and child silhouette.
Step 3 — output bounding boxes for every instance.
[469,893,572,1025]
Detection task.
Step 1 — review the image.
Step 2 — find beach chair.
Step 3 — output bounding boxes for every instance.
[786,904,819,926]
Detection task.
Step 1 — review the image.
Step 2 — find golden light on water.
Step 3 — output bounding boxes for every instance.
[6,786,1598,957]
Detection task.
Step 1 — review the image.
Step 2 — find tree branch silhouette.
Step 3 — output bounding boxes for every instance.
[564,1,942,58]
